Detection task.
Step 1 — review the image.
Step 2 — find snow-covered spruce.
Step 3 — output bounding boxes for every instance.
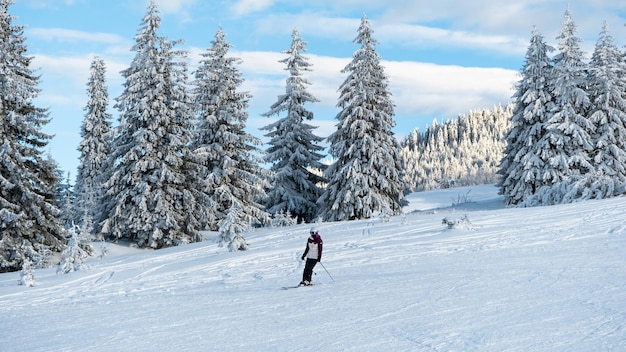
[75,57,113,239]
[191,27,269,250]
[101,1,202,248]
[0,0,65,272]
[498,28,554,206]
[580,22,626,199]
[261,29,326,223]
[531,9,593,205]
[318,15,405,221]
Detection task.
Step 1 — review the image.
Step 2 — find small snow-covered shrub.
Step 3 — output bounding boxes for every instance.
[218,205,249,252]
[271,210,297,228]
[97,242,109,260]
[378,211,392,223]
[19,259,35,287]
[442,215,473,230]
[57,227,93,274]
[451,190,473,206]
[401,214,409,225]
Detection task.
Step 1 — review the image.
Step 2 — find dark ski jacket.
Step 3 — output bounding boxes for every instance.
[302,234,323,261]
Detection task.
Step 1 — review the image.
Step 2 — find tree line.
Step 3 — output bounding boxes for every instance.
[5,2,617,274]
[402,8,626,208]
[0,0,405,272]
[400,105,511,192]
[499,9,626,206]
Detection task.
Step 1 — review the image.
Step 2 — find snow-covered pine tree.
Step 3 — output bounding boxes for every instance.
[261,29,326,223]
[57,225,93,274]
[101,1,201,248]
[0,0,65,273]
[498,28,555,206]
[75,57,113,239]
[533,8,593,205]
[158,35,212,243]
[191,27,269,249]
[318,15,406,221]
[56,171,77,229]
[573,21,626,199]
[218,201,249,251]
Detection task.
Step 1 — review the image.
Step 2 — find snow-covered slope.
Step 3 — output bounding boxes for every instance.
[1,184,625,351]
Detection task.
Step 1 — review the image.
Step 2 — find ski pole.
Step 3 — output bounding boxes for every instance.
[319,262,334,282]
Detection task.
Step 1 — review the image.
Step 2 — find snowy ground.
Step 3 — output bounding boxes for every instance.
[1,184,625,351]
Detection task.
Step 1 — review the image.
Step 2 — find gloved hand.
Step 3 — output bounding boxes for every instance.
[317,259,321,263]
[301,255,305,260]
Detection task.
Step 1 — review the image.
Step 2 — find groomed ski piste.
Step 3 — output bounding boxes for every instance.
[1,184,625,351]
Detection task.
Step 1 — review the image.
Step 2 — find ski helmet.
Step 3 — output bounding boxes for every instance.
[310,227,318,235]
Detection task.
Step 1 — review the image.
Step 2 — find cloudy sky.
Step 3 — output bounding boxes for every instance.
[10,0,626,174]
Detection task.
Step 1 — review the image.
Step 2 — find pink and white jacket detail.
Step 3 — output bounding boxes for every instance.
[303,234,323,261]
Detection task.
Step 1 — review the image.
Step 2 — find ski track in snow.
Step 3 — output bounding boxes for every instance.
[1,185,626,351]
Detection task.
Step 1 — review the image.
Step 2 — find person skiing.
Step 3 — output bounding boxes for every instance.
[300,227,323,286]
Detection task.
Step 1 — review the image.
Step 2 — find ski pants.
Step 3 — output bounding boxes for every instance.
[303,258,318,282]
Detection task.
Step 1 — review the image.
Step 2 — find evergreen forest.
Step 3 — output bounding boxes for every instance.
[2,1,626,272]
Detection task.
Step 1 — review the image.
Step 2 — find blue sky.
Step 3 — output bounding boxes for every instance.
[10,0,626,175]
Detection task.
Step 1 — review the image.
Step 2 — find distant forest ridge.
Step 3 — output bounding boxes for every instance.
[400,104,512,192]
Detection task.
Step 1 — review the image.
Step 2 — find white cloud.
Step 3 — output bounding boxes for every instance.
[35,47,517,172]
[231,0,277,17]
[247,1,626,60]
[376,23,528,56]
[254,14,359,43]
[154,0,198,23]
[344,0,624,38]
[238,51,347,111]
[23,0,83,8]
[253,50,516,118]
[31,54,127,118]
[384,61,517,117]
[33,54,93,87]
[235,50,516,139]
[28,28,125,45]
[239,52,347,139]
[253,13,527,57]
[155,0,197,14]
[236,50,285,75]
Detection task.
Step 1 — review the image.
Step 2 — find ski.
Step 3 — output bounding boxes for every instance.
[281,285,301,290]
[281,283,313,290]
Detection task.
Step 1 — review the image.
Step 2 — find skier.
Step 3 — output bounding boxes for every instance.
[300,227,323,286]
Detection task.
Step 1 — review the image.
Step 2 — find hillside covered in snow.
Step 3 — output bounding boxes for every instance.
[1,184,625,351]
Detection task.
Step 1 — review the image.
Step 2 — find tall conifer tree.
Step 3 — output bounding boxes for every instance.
[75,57,113,237]
[499,28,554,206]
[101,1,200,248]
[192,28,268,251]
[531,9,593,205]
[0,0,65,272]
[261,29,325,223]
[318,15,405,221]
[570,22,626,199]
